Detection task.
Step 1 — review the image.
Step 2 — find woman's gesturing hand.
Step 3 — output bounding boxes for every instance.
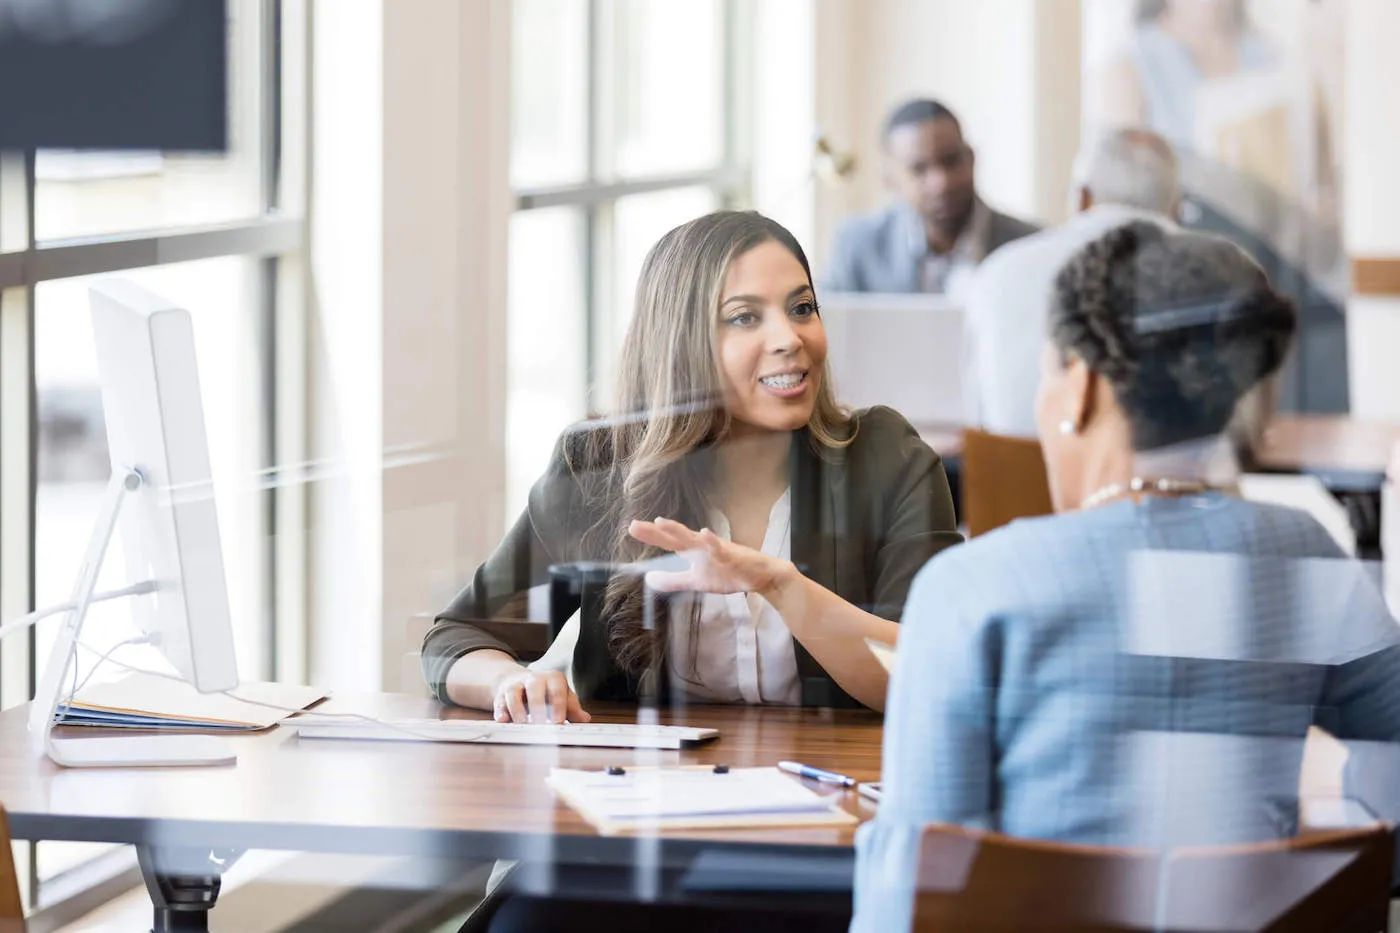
[628,517,795,598]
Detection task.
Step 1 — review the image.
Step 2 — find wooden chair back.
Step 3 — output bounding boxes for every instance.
[0,804,24,931]
[960,428,1055,537]
[914,823,1394,933]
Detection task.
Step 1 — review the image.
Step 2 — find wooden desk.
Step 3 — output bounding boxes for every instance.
[1255,414,1400,492]
[0,696,882,925]
[0,697,1357,928]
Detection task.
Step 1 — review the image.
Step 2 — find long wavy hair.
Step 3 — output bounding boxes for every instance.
[566,211,852,680]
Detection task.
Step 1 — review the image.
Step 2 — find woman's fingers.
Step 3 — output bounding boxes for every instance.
[644,569,696,593]
[630,517,756,594]
[628,518,694,551]
[626,520,671,549]
[490,667,599,725]
[563,685,592,724]
[539,672,575,724]
[523,674,552,723]
[492,671,589,724]
[696,527,726,554]
[653,516,701,537]
[499,681,528,723]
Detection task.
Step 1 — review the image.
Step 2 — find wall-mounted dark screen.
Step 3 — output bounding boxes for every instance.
[0,0,227,151]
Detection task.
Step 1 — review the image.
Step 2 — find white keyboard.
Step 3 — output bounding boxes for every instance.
[290,717,720,750]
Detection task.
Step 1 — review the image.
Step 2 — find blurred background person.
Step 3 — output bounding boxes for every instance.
[1088,0,1348,416]
[965,127,1180,440]
[1096,0,1338,223]
[822,98,1039,298]
[853,221,1400,932]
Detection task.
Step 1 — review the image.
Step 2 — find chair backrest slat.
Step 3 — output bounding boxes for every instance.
[961,428,1054,537]
[0,804,24,930]
[914,823,1394,933]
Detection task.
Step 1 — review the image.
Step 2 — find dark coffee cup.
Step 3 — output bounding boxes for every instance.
[547,562,620,641]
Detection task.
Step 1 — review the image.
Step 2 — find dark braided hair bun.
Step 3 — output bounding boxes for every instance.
[1049,221,1296,451]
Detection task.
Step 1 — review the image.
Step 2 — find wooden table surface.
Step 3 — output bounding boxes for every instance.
[0,695,883,867]
[1254,415,1400,489]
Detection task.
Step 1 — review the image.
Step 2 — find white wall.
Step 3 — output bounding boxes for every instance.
[750,0,819,254]
[309,0,383,690]
[1344,0,1400,423]
[309,0,510,692]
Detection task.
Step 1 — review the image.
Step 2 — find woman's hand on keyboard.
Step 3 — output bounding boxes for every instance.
[491,668,591,724]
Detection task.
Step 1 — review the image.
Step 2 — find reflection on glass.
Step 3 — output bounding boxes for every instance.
[31,259,266,884]
[507,208,588,525]
[34,259,266,686]
[510,0,589,190]
[32,0,263,240]
[0,155,27,251]
[611,0,723,178]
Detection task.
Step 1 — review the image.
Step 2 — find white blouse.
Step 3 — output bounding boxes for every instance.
[529,489,801,705]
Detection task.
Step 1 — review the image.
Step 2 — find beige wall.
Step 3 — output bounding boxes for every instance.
[309,0,510,692]
[1344,0,1400,423]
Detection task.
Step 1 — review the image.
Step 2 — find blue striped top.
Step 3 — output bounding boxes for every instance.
[852,494,1400,932]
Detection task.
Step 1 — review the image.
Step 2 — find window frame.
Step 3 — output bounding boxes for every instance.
[510,0,753,411]
[0,0,310,921]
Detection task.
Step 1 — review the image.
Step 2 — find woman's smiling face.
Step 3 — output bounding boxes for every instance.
[714,240,828,435]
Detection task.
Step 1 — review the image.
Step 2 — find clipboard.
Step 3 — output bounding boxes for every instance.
[548,766,858,836]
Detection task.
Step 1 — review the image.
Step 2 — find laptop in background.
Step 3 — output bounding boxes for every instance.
[818,292,967,429]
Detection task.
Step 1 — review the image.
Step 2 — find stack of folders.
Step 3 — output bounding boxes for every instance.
[59,672,327,732]
[548,765,858,835]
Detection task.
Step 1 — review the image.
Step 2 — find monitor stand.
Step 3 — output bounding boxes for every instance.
[28,469,236,769]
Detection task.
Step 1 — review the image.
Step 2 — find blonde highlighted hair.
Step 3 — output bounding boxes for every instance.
[566,210,851,679]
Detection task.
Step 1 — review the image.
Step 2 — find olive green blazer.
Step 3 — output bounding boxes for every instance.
[422,406,961,709]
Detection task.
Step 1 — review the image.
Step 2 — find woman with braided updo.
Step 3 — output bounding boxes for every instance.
[853,221,1400,932]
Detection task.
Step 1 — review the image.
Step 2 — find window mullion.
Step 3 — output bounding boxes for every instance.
[0,284,35,711]
[585,0,606,410]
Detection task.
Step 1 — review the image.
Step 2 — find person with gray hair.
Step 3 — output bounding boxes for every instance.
[964,127,1181,438]
[1069,126,1181,216]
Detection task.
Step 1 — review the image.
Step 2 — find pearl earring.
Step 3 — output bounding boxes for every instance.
[1058,419,1076,436]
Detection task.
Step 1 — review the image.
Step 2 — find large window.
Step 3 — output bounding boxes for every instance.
[505,0,750,522]
[0,0,307,919]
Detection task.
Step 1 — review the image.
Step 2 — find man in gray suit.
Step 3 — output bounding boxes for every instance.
[824,99,1040,296]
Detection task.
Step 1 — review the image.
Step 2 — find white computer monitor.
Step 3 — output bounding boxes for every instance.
[29,279,240,767]
[818,291,967,428]
[90,279,239,691]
